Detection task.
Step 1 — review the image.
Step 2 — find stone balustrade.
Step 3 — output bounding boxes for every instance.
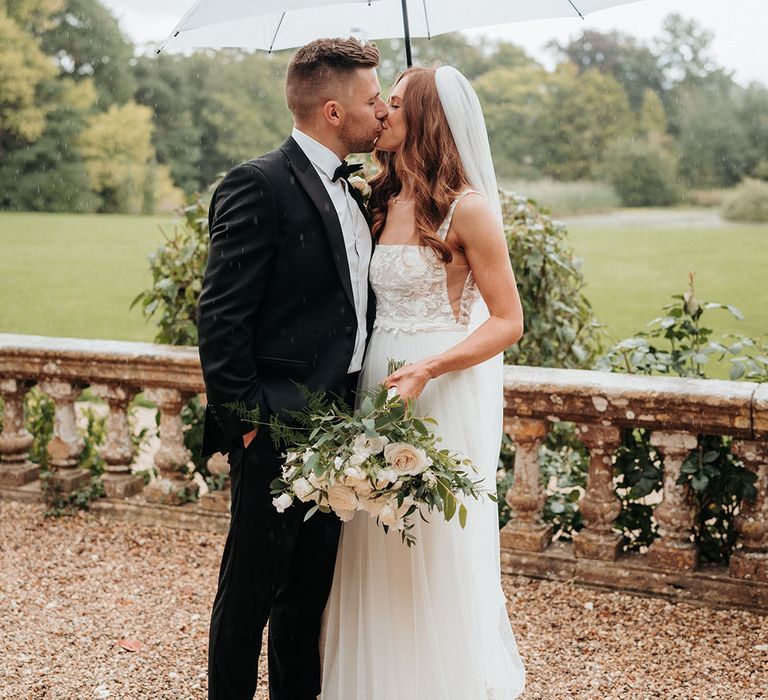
[0,334,766,610]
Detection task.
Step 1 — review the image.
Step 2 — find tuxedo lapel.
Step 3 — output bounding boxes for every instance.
[279,137,355,311]
[347,183,372,228]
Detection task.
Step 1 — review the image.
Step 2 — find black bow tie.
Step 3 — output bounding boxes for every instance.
[332,160,364,183]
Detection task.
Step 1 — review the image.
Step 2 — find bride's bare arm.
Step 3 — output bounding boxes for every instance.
[385,193,523,399]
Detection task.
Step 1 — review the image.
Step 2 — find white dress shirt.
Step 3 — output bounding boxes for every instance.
[291,128,371,373]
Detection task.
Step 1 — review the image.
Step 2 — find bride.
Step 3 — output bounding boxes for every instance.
[320,65,526,699]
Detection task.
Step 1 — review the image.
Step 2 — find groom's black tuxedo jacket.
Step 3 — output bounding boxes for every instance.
[197,136,375,458]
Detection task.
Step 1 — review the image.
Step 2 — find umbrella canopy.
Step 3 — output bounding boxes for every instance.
[160,0,642,58]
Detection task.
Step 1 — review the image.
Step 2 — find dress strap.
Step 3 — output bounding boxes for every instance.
[437,189,480,240]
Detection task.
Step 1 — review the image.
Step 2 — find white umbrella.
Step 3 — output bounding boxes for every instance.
[159,0,643,66]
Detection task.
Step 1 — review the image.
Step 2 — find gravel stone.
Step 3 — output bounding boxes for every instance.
[1,501,766,699]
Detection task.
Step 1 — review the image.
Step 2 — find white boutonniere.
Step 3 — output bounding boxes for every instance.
[348,174,372,204]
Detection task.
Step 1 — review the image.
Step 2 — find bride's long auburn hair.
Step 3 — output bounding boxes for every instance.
[369,67,470,262]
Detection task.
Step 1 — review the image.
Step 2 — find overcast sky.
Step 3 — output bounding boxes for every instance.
[102,0,767,86]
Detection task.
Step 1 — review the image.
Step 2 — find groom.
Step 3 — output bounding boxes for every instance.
[197,38,388,700]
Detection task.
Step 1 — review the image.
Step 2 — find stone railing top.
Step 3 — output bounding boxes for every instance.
[0,333,204,393]
[503,365,765,439]
[1,334,764,438]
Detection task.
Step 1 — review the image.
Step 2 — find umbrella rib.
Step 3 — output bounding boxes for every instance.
[565,0,585,19]
[421,0,431,39]
[268,12,286,53]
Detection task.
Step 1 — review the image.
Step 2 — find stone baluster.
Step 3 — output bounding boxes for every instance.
[143,388,197,505]
[91,384,144,499]
[39,380,89,492]
[729,440,768,582]
[201,451,231,513]
[500,417,553,552]
[0,379,38,486]
[573,424,623,561]
[646,430,699,570]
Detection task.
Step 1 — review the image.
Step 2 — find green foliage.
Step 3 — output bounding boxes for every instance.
[722,178,768,223]
[593,275,763,564]
[601,139,680,207]
[24,385,54,468]
[501,190,603,369]
[39,402,107,517]
[131,189,212,345]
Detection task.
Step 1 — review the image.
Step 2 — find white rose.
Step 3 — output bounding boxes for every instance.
[348,175,372,199]
[343,466,366,486]
[282,465,298,481]
[423,470,437,488]
[293,477,316,502]
[334,456,345,470]
[285,451,300,464]
[375,467,399,489]
[308,471,328,490]
[353,433,389,456]
[384,443,431,476]
[327,484,358,515]
[272,493,293,513]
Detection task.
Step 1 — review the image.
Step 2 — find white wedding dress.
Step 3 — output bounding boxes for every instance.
[319,192,526,699]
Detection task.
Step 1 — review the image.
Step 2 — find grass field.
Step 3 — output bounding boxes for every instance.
[564,210,768,348]
[0,212,173,341]
[1,211,766,378]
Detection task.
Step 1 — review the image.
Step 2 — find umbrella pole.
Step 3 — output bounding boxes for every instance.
[400,0,413,67]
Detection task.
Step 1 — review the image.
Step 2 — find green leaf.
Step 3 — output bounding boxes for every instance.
[303,504,320,521]
[458,503,468,528]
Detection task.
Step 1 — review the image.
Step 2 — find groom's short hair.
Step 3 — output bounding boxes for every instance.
[286,37,380,121]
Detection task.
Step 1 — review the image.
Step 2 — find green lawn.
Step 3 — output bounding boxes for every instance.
[1,211,766,376]
[0,212,173,342]
[565,218,768,347]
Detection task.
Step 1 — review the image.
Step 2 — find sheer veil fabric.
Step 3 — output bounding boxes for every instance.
[318,66,525,700]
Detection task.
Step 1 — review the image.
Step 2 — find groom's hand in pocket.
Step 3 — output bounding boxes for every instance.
[242,428,258,449]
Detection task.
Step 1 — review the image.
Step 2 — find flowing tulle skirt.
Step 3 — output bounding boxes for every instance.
[319,327,526,700]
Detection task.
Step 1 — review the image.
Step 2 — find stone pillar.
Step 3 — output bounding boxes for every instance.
[143,388,197,505]
[729,440,768,582]
[573,424,622,561]
[200,451,231,513]
[500,417,553,552]
[91,384,144,499]
[646,430,699,571]
[39,380,89,492]
[0,379,38,486]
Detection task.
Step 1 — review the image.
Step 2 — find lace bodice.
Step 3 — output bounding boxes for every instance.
[370,191,480,334]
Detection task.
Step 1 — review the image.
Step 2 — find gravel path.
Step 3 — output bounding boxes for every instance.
[1,500,766,700]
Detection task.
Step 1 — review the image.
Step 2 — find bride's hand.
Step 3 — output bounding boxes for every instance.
[385,361,433,400]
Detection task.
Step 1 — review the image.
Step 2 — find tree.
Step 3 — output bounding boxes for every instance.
[533,63,634,180]
[474,64,547,180]
[78,102,157,213]
[549,30,664,111]
[0,77,99,211]
[36,0,136,107]
[653,13,720,88]
[0,7,56,151]
[133,52,207,194]
[637,88,669,143]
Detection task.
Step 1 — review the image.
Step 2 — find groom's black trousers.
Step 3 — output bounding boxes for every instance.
[207,374,358,700]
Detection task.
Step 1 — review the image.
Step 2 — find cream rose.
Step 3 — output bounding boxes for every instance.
[384,442,432,476]
[327,484,358,516]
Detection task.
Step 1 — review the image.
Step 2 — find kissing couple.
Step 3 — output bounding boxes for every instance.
[197,37,526,700]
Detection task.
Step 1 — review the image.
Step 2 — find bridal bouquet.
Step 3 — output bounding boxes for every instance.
[265,362,491,546]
